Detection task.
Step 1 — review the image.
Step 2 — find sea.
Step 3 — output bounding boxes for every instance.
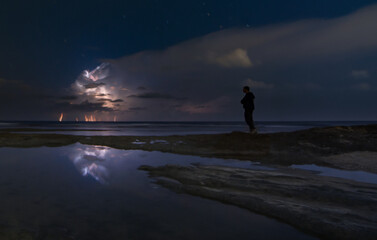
[1,120,376,136]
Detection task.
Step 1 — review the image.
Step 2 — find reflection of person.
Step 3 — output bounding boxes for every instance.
[241,86,257,134]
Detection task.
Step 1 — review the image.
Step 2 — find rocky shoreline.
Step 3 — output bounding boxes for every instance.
[1,124,376,173]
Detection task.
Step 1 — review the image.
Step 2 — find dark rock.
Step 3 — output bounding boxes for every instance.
[139,164,377,240]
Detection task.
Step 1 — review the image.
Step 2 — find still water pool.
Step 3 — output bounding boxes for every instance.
[0,144,317,240]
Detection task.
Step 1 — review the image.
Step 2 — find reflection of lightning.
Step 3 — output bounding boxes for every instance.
[59,113,63,122]
[70,145,111,184]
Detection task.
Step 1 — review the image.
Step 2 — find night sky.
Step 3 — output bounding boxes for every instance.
[1,0,377,121]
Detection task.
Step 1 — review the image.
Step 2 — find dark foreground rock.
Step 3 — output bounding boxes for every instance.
[139,164,377,240]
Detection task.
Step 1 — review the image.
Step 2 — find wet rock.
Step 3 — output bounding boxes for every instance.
[320,151,377,173]
[139,164,377,240]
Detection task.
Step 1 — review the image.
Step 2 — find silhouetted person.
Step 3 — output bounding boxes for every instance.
[241,86,257,134]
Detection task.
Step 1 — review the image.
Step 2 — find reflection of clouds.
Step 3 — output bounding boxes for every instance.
[69,145,114,184]
[68,144,135,185]
[81,163,107,183]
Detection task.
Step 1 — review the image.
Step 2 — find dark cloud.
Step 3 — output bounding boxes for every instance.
[97,98,123,103]
[96,98,112,102]
[0,78,33,91]
[127,92,185,100]
[84,82,106,89]
[0,78,63,120]
[103,4,377,120]
[59,95,78,101]
[351,70,369,79]
[55,100,113,112]
[128,107,147,111]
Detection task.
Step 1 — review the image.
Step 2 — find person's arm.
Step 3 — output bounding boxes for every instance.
[244,93,253,102]
[241,95,246,104]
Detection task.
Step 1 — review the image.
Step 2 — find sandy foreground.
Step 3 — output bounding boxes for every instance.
[1,124,377,239]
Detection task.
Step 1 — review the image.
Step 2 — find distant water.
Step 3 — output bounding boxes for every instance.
[0,121,376,136]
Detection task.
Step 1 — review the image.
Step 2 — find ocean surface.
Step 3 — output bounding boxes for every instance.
[1,120,376,136]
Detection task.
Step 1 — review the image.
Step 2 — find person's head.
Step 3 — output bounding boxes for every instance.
[243,86,250,93]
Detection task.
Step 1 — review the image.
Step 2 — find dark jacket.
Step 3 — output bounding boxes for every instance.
[241,92,255,110]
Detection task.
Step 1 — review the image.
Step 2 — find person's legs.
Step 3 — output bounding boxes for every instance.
[244,110,255,131]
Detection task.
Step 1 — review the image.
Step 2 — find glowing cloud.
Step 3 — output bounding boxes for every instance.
[243,79,274,89]
[68,63,128,121]
[208,48,253,68]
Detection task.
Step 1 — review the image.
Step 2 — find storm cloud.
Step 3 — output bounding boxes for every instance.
[84,82,106,89]
[55,100,113,112]
[127,92,184,100]
[103,4,377,121]
[2,4,377,121]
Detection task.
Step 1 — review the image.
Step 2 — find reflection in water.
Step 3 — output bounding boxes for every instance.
[0,144,317,240]
[68,144,272,185]
[68,144,273,186]
[69,145,118,184]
